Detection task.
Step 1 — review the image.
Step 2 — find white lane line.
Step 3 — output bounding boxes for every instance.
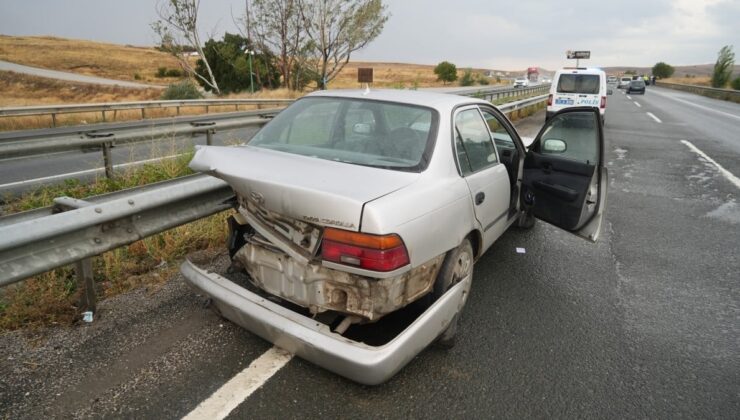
[184,346,293,420]
[646,112,662,123]
[681,140,740,189]
[0,153,185,189]
[626,95,632,100]
[651,89,740,121]
[634,101,641,107]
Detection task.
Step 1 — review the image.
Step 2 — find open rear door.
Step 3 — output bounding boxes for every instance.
[521,107,607,242]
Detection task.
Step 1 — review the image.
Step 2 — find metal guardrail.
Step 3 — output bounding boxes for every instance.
[0,99,296,127]
[0,111,279,178]
[0,174,233,310]
[451,84,551,102]
[0,93,549,312]
[655,81,740,103]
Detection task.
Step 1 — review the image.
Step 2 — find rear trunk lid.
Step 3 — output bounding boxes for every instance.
[189,145,420,231]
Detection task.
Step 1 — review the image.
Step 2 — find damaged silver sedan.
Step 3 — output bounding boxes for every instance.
[182,89,608,384]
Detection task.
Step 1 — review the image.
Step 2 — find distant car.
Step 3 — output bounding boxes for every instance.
[627,79,646,94]
[182,89,609,385]
[618,77,632,89]
[607,76,618,84]
[514,77,529,88]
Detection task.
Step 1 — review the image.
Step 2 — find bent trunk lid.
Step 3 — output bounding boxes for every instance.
[189,145,419,231]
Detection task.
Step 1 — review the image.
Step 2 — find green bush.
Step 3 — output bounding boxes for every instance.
[160,81,203,100]
[731,76,740,90]
[133,73,142,80]
[156,67,168,78]
[478,76,490,85]
[434,61,457,85]
[460,68,475,86]
[165,68,183,77]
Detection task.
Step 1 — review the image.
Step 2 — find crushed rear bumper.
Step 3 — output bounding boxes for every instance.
[180,260,470,385]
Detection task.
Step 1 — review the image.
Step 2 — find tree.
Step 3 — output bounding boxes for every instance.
[243,0,308,89]
[434,61,457,85]
[300,0,390,89]
[711,45,735,88]
[152,0,220,94]
[652,62,675,79]
[194,33,280,94]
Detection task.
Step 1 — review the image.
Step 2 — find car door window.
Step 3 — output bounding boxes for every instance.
[480,108,516,150]
[537,112,598,164]
[454,109,498,175]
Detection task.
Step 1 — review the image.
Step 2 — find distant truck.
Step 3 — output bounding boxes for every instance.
[527,67,539,82]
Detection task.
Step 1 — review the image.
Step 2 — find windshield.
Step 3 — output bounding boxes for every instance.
[557,74,600,94]
[631,80,645,87]
[248,97,437,172]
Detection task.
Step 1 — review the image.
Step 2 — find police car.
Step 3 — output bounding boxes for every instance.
[547,67,607,123]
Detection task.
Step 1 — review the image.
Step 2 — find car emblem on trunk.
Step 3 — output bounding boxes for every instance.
[249,191,265,205]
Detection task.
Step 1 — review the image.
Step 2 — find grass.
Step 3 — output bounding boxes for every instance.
[0,146,232,331]
[662,76,712,86]
[0,35,182,84]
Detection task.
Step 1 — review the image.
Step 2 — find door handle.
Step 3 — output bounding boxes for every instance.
[475,192,485,205]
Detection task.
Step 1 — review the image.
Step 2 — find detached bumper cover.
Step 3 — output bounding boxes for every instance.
[180,260,470,385]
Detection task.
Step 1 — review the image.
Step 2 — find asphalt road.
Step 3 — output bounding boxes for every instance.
[0,60,163,89]
[1,87,738,418]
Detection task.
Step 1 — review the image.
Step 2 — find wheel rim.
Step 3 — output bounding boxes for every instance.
[453,247,473,284]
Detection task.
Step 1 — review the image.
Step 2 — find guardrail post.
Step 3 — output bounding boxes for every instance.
[176,106,180,116]
[102,142,114,179]
[113,110,118,121]
[141,108,146,119]
[205,105,209,114]
[75,258,97,315]
[51,113,57,128]
[206,129,213,146]
[101,110,106,122]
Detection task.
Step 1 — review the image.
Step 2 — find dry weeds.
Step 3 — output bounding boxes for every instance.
[0,35,181,83]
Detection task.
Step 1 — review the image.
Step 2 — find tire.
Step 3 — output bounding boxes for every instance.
[432,238,474,348]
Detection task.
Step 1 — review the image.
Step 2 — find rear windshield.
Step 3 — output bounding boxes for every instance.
[630,80,645,87]
[557,74,600,94]
[248,97,437,172]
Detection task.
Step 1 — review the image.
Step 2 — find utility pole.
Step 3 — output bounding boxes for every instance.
[248,49,255,93]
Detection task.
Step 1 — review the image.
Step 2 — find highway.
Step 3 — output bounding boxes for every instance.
[1,86,738,418]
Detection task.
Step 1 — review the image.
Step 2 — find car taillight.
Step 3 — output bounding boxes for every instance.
[600,96,606,108]
[321,228,410,272]
[547,94,553,106]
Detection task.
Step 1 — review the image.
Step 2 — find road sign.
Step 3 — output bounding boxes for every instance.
[358,68,373,83]
[567,50,591,59]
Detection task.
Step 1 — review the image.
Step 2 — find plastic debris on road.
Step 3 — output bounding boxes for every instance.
[516,247,526,254]
[82,311,94,323]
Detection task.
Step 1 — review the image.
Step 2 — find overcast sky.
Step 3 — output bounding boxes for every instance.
[1,0,738,70]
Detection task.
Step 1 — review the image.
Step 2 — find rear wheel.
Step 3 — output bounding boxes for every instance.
[433,238,474,348]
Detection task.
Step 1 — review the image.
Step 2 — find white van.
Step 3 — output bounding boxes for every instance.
[547,68,607,123]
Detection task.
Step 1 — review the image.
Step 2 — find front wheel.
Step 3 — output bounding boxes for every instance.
[433,238,474,348]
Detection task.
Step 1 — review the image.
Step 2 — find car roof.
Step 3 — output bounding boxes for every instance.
[306,89,489,109]
[555,68,605,76]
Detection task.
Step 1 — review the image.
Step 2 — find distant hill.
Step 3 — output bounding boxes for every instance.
[602,63,740,77]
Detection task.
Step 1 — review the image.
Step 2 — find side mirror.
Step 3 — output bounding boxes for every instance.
[542,138,567,153]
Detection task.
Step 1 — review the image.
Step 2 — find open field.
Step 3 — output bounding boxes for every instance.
[0,35,181,84]
[330,61,503,88]
[0,71,304,130]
